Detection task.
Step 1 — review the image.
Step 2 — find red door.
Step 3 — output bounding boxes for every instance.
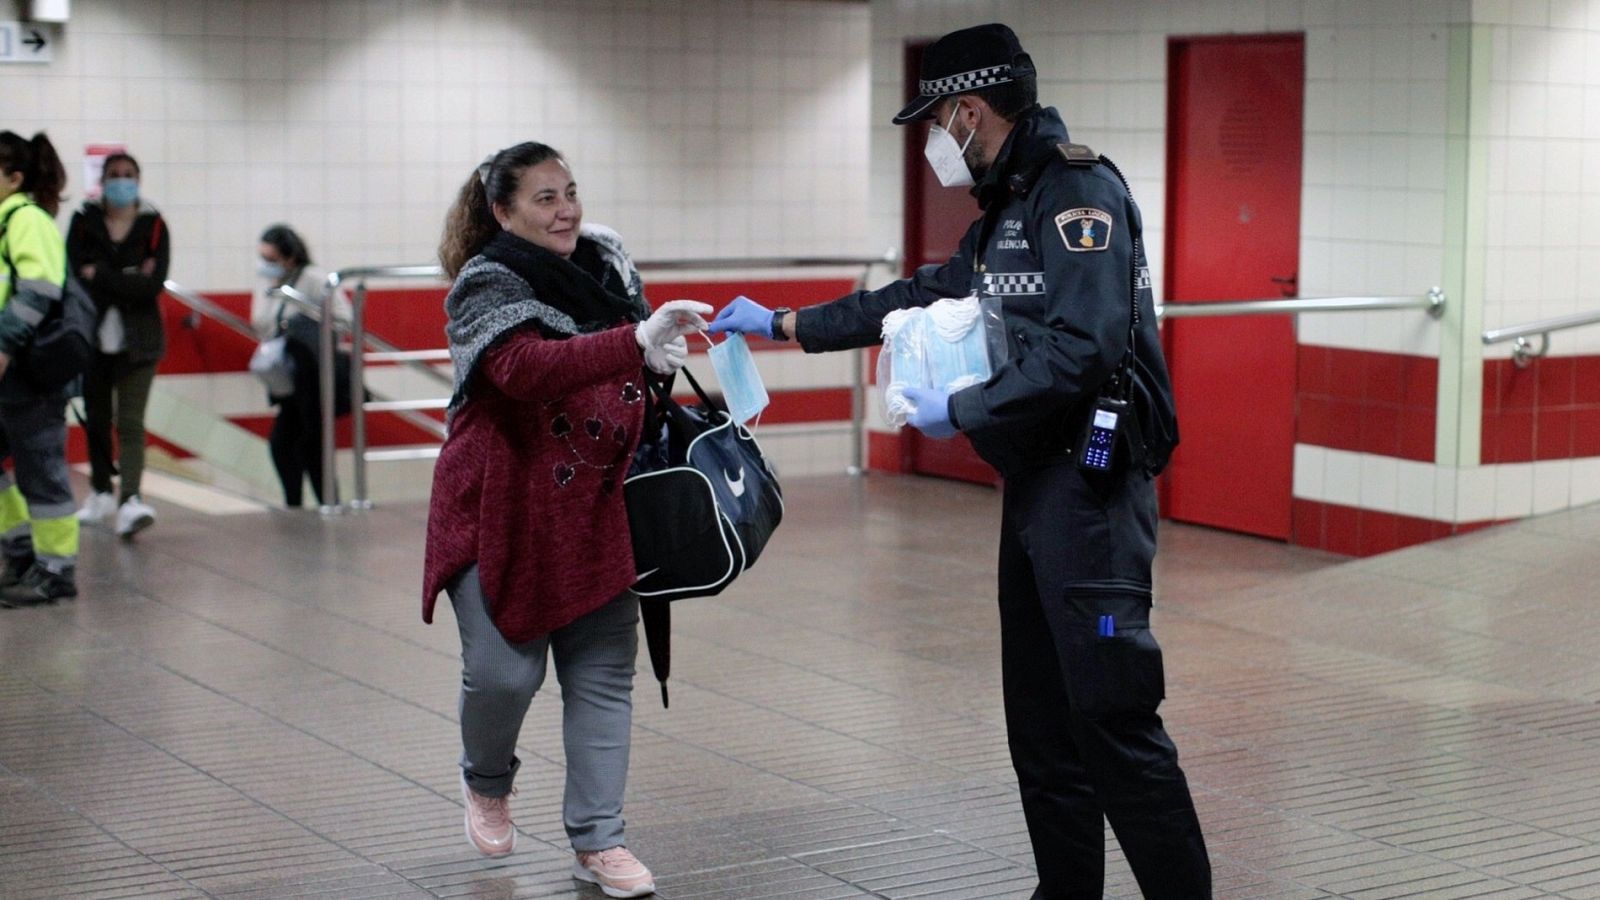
[1163,35,1304,539]
[902,41,996,485]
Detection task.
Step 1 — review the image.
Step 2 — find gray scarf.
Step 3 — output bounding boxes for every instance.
[444,224,648,421]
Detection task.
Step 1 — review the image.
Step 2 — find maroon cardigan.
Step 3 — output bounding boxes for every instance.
[422,324,648,641]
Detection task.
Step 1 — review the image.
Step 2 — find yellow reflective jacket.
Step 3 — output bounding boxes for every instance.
[0,191,67,357]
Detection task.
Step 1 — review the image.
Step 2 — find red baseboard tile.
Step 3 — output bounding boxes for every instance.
[867,430,912,474]
[1291,498,1506,558]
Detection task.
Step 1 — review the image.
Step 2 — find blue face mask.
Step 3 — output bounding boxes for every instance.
[707,333,770,425]
[102,177,139,208]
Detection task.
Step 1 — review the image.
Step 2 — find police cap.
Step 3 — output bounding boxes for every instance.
[893,23,1036,125]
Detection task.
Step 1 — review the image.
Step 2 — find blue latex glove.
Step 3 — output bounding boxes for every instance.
[903,386,956,439]
[707,295,775,339]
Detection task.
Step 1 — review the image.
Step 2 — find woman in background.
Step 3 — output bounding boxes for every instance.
[68,151,170,538]
[249,224,351,508]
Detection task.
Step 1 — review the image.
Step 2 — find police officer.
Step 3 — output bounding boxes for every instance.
[709,23,1210,899]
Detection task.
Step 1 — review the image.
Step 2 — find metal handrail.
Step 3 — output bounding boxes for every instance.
[1482,309,1600,368]
[322,253,897,511]
[275,284,452,386]
[637,252,898,272]
[1157,288,1446,319]
[316,266,456,510]
[270,285,449,451]
[163,279,446,506]
[163,280,258,340]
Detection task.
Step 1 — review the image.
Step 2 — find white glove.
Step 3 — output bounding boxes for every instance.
[643,335,688,375]
[635,299,712,350]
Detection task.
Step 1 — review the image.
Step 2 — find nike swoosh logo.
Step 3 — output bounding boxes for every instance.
[636,567,661,581]
[725,467,746,498]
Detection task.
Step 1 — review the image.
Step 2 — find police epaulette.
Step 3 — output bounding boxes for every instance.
[1056,142,1099,166]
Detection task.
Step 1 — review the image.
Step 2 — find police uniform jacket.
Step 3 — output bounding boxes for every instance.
[796,106,1179,594]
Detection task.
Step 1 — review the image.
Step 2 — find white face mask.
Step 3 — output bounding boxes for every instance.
[924,104,976,188]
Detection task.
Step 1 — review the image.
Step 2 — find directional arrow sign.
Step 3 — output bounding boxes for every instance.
[0,22,55,64]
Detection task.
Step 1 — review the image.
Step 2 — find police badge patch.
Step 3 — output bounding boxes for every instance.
[1055,208,1112,252]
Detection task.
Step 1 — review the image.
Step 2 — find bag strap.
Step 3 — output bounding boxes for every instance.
[0,202,66,301]
[1096,154,1142,403]
[146,214,164,259]
[642,363,725,418]
[0,204,22,292]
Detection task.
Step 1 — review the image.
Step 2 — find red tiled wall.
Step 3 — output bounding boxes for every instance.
[158,278,859,377]
[1481,356,1600,463]
[1293,499,1508,557]
[1296,345,1437,462]
[103,278,860,465]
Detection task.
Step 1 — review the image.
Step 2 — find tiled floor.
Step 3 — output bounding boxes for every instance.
[3,474,1599,899]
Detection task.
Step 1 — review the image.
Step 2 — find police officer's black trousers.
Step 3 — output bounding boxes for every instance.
[998,466,1210,898]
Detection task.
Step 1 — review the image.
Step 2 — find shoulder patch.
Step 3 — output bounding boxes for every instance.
[1055,208,1113,252]
[1056,142,1099,166]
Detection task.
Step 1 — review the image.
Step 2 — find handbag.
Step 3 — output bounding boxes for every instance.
[0,205,95,393]
[248,334,295,399]
[623,366,784,704]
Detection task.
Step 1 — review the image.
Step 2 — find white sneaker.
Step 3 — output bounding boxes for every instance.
[76,491,117,524]
[115,495,155,538]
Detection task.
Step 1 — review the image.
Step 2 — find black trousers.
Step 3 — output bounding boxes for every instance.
[268,390,329,508]
[999,466,1211,899]
[82,352,159,500]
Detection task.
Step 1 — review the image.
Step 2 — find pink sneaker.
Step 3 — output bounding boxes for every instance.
[460,777,516,857]
[573,846,655,898]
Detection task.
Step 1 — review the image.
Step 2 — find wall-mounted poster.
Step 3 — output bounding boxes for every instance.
[83,142,126,201]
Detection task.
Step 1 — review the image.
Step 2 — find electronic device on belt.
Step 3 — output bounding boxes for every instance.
[1076,397,1126,471]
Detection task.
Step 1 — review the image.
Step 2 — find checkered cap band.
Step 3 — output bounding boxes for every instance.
[920,65,1014,97]
[983,272,1045,295]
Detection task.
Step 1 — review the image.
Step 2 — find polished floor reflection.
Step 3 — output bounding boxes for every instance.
[2,474,1598,898]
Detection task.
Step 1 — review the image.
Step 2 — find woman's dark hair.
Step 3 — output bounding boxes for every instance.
[101,152,141,177]
[259,223,312,269]
[0,131,67,216]
[439,141,564,278]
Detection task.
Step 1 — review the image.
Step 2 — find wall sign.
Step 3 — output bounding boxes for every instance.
[0,22,54,63]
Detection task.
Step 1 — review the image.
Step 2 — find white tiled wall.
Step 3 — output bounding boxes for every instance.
[1297,444,1600,523]
[868,0,1468,359]
[866,0,1600,531]
[4,0,871,291]
[1477,0,1600,357]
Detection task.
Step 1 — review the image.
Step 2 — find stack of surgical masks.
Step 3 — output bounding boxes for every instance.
[878,295,998,426]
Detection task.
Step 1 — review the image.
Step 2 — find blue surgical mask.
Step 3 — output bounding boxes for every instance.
[707,334,770,425]
[102,177,139,208]
[257,260,285,281]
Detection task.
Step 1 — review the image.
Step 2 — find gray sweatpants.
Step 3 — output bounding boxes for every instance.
[448,564,639,851]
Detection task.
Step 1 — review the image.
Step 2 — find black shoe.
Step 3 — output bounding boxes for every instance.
[0,564,77,608]
[0,551,35,590]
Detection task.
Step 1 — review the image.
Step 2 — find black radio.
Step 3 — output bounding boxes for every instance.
[1074,395,1127,472]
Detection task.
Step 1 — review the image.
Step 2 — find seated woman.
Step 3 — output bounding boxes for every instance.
[423,141,707,898]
